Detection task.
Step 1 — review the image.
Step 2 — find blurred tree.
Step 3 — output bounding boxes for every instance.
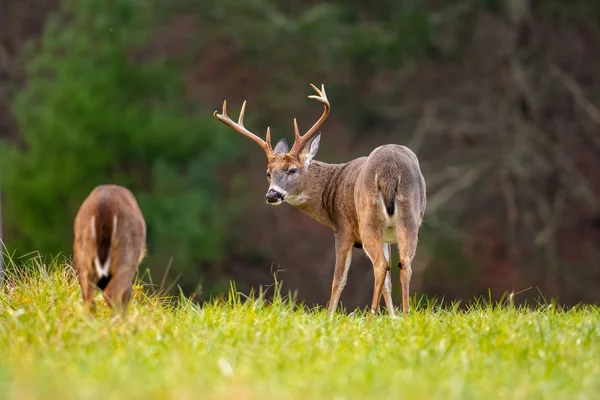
[0,0,240,293]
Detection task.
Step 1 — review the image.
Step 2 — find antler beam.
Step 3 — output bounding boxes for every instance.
[213,100,274,158]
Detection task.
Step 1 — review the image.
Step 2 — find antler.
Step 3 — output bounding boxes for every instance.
[289,83,330,156]
[213,100,274,158]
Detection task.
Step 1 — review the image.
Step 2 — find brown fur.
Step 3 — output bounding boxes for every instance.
[73,184,147,315]
[215,84,426,317]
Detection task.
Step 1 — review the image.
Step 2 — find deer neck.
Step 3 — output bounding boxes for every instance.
[286,160,340,230]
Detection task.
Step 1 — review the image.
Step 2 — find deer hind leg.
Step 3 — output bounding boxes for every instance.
[102,266,136,316]
[361,227,390,316]
[122,286,133,312]
[382,244,395,316]
[396,204,420,315]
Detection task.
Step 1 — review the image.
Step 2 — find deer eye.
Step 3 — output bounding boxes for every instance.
[266,171,271,178]
[288,167,298,174]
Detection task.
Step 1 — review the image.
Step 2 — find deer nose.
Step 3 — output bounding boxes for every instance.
[265,189,285,204]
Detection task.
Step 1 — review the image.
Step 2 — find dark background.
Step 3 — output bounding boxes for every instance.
[1,0,599,310]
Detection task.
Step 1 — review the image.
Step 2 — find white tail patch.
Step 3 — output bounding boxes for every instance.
[375,172,398,221]
[378,193,397,221]
[378,193,397,245]
[91,215,117,279]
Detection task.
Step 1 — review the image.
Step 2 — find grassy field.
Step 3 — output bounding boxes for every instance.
[1,260,599,400]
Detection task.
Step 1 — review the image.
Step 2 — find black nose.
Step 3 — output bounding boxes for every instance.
[266,189,284,203]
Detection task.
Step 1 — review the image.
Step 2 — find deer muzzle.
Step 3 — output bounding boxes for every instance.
[265,188,285,205]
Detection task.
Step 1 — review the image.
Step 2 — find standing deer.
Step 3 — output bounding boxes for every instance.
[73,184,147,315]
[214,84,426,317]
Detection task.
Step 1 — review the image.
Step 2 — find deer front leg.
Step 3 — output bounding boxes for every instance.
[327,233,354,318]
[79,272,96,313]
[382,244,395,317]
[74,253,96,313]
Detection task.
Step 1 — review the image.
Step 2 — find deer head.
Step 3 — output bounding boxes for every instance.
[214,84,330,206]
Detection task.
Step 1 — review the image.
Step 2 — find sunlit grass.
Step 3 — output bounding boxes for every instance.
[1,256,599,400]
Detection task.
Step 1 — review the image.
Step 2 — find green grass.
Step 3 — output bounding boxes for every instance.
[1,258,599,400]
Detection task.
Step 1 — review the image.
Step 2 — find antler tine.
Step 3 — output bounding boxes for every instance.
[293,118,300,141]
[238,100,247,126]
[266,126,272,150]
[213,100,274,158]
[289,83,331,156]
[308,83,325,99]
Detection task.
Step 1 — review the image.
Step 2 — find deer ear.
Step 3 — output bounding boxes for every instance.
[301,133,320,164]
[273,138,289,155]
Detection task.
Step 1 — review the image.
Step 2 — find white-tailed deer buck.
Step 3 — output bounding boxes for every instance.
[73,184,147,315]
[214,84,426,317]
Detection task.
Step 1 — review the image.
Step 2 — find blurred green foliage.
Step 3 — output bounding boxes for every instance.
[167,0,435,131]
[0,0,240,288]
[205,0,433,68]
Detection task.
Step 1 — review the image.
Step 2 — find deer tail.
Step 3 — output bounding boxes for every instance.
[90,205,117,279]
[377,170,399,217]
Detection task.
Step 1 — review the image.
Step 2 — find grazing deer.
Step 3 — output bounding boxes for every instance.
[73,184,147,315]
[214,84,426,317]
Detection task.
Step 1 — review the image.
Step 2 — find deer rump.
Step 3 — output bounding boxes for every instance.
[369,145,424,219]
[90,202,117,290]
